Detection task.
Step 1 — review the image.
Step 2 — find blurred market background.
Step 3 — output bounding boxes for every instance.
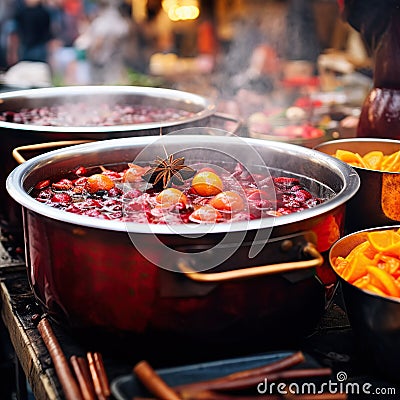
[0,0,373,134]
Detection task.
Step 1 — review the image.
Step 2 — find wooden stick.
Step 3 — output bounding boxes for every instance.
[218,351,306,382]
[37,318,83,400]
[93,352,111,398]
[133,360,182,400]
[70,356,96,400]
[175,368,333,395]
[168,350,305,398]
[87,352,109,400]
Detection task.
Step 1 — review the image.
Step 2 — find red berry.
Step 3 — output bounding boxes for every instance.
[51,193,72,203]
[34,180,50,190]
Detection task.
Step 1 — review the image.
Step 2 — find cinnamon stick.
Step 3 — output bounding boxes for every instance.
[70,356,96,400]
[133,360,182,400]
[218,351,306,382]
[37,318,83,400]
[170,350,305,397]
[87,352,110,400]
[93,352,111,398]
[175,368,332,394]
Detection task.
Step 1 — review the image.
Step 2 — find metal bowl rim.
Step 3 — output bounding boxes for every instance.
[6,135,360,235]
[0,85,216,133]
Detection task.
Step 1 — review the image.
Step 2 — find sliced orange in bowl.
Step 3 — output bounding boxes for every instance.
[381,150,400,172]
[342,251,374,283]
[367,230,400,256]
[333,150,368,168]
[366,265,400,297]
[363,151,384,170]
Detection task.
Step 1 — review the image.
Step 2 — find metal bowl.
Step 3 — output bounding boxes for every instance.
[329,226,400,383]
[6,134,359,346]
[315,138,400,233]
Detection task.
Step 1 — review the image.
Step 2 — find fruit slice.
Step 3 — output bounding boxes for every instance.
[342,252,373,283]
[366,265,400,297]
[189,205,222,223]
[209,191,245,212]
[381,150,400,172]
[333,150,368,168]
[367,230,400,256]
[363,151,384,170]
[156,188,187,208]
[191,171,223,197]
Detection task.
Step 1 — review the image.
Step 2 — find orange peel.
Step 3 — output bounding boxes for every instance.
[333,229,400,299]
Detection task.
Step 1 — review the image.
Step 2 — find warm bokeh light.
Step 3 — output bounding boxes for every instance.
[162,0,200,21]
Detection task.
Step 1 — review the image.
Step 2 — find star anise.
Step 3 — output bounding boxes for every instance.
[142,154,196,190]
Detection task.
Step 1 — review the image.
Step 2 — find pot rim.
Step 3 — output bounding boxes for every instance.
[0,85,216,133]
[6,135,360,235]
[329,224,400,305]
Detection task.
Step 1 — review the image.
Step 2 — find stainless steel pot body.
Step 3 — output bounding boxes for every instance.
[329,226,400,383]
[6,135,359,345]
[0,86,218,230]
[316,138,400,233]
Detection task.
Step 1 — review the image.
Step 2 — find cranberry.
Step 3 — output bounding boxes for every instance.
[108,187,123,197]
[125,200,143,212]
[4,111,15,122]
[52,179,73,191]
[34,180,50,190]
[83,209,101,217]
[51,193,72,203]
[37,188,53,199]
[74,177,88,186]
[74,166,87,176]
[65,205,82,214]
[81,198,102,208]
[294,189,312,202]
[124,189,142,199]
[273,177,300,188]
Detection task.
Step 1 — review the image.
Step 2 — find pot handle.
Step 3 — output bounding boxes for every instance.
[177,243,323,282]
[12,140,93,164]
[210,112,243,135]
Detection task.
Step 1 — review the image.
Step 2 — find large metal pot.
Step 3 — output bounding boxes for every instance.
[0,85,238,231]
[6,135,359,351]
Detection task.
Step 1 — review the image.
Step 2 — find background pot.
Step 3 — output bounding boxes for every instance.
[0,86,239,232]
[329,226,400,383]
[315,138,400,234]
[6,135,359,353]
